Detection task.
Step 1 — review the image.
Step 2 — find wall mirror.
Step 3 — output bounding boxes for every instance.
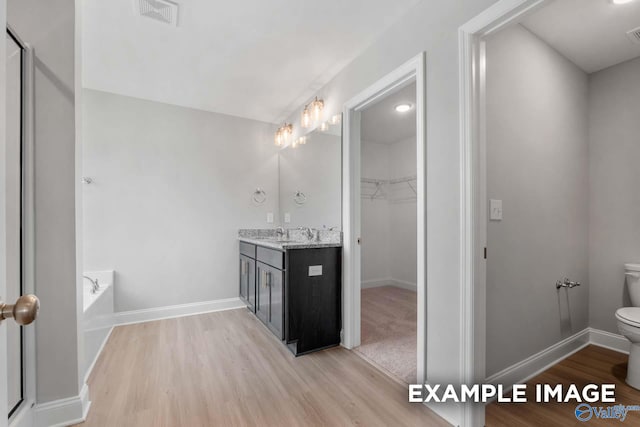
[278,120,342,230]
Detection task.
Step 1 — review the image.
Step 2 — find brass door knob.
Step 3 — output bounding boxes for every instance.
[0,294,40,325]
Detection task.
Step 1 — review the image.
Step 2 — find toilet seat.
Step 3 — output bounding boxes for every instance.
[616,307,640,327]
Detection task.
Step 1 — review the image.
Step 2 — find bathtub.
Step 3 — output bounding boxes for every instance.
[83,270,115,382]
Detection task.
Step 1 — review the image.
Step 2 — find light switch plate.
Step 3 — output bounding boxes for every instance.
[308,265,323,276]
[284,213,291,223]
[490,199,503,221]
[266,212,274,223]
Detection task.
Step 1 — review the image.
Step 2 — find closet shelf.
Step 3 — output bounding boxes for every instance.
[360,175,417,200]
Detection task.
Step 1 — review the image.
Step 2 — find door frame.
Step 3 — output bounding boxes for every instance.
[5,25,37,427]
[458,0,551,425]
[342,52,427,383]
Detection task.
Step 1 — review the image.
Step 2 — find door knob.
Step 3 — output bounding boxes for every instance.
[0,294,40,325]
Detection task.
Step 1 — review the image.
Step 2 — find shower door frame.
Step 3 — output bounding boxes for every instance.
[5,25,37,427]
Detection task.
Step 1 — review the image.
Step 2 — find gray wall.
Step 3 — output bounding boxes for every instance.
[588,57,640,333]
[485,25,590,376]
[82,89,279,312]
[8,0,82,404]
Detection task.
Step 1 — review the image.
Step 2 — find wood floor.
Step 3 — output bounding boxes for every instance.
[357,286,417,384]
[75,308,448,427]
[487,345,640,426]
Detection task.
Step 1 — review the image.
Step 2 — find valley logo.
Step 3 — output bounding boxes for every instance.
[575,403,640,422]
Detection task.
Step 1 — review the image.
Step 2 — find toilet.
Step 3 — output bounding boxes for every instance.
[616,263,640,389]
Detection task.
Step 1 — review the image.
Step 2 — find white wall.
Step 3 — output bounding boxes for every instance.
[361,137,417,289]
[485,25,590,376]
[389,137,417,287]
[361,142,391,285]
[588,57,640,333]
[8,0,82,404]
[82,89,279,312]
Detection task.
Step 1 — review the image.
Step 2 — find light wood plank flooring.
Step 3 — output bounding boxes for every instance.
[487,345,640,426]
[75,308,448,427]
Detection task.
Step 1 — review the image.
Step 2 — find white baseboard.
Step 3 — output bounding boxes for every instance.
[361,278,393,289]
[84,326,114,384]
[112,297,246,326]
[389,278,417,292]
[588,327,630,354]
[486,329,591,392]
[361,278,417,291]
[486,327,631,396]
[34,383,90,427]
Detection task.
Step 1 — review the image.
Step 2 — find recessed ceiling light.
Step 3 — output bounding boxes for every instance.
[395,104,413,113]
[611,0,635,4]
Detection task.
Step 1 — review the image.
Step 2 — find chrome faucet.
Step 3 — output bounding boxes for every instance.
[275,226,287,240]
[298,226,316,241]
[83,275,100,294]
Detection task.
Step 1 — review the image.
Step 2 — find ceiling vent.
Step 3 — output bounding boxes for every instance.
[135,0,179,26]
[627,26,640,44]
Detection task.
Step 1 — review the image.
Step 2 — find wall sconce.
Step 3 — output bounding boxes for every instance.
[301,97,324,128]
[274,123,293,146]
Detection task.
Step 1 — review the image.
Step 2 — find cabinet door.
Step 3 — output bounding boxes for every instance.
[267,266,284,340]
[246,257,256,311]
[256,262,270,324]
[239,255,255,311]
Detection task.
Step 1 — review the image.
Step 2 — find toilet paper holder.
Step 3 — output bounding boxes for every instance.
[556,278,581,290]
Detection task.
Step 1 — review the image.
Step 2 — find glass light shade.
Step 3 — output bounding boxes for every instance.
[330,114,341,125]
[301,107,312,128]
[312,97,324,121]
[299,136,307,145]
[274,128,283,146]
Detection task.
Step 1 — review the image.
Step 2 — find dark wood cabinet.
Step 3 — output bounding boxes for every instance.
[239,240,341,355]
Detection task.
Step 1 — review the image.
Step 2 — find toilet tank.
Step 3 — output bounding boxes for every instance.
[626,264,640,307]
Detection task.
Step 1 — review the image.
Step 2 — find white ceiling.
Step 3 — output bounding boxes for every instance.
[522,0,640,73]
[81,0,420,124]
[361,82,416,145]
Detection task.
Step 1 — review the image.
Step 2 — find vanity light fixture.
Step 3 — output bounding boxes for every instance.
[301,97,325,128]
[330,114,341,125]
[319,121,330,132]
[298,136,307,145]
[395,103,413,113]
[274,123,293,146]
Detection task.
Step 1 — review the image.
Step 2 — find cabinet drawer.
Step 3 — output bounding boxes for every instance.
[240,241,256,258]
[257,246,284,269]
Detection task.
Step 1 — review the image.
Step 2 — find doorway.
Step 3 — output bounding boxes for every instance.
[356,83,418,383]
[342,53,427,384]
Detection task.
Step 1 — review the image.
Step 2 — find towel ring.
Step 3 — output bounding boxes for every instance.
[293,190,307,206]
[252,188,267,205]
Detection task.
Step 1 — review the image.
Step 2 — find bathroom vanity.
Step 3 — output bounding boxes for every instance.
[238,229,342,355]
